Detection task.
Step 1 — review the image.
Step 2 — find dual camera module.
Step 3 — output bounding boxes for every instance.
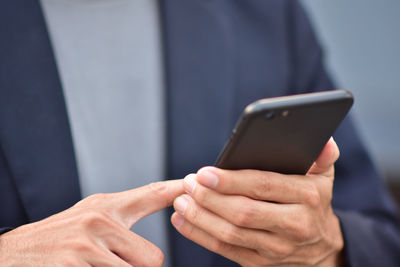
[264,110,291,120]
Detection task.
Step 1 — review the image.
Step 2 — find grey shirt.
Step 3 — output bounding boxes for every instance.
[40,0,169,265]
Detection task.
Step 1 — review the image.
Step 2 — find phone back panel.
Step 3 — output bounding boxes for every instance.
[215,90,353,174]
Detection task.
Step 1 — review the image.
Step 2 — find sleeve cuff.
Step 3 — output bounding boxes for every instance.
[334,209,400,267]
[0,227,13,235]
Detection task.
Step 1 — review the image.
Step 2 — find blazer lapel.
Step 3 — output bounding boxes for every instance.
[0,1,81,222]
[160,0,236,266]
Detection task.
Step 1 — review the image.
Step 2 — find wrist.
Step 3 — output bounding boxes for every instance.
[321,249,345,267]
[320,212,345,267]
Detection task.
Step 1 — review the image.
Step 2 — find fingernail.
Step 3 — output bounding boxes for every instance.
[330,136,337,144]
[174,196,188,215]
[197,168,219,188]
[173,213,185,228]
[183,174,197,194]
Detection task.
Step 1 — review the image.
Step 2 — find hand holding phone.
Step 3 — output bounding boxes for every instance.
[173,91,349,265]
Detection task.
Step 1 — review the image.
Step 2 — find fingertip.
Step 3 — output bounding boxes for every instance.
[171,212,185,229]
[183,173,197,194]
[327,137,340,161]
[173,195,189,216]
[329,136,335,143]
[314,137,340,170]
[197,167,219,189]
[328,136,338,150]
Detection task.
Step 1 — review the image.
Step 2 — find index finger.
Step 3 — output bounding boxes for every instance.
[111,179,184,228]
[192,168,317,204]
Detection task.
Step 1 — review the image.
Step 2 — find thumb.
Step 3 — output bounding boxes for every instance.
[308,137,340,177]
[111,179,184,228]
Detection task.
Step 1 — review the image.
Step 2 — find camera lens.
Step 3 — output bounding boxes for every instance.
[264,111,275,120]
[281,110,290,117]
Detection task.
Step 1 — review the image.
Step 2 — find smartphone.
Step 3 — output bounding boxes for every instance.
[215,90,354,174]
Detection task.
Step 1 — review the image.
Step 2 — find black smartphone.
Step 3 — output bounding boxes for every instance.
[215,90,354,174]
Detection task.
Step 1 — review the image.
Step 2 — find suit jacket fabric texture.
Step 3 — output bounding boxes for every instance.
[0,1,399,266]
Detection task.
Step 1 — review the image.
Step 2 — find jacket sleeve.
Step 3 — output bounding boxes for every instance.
[0,228,13,235]
[288,1,400,266]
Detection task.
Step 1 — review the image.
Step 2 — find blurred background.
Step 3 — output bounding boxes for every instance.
[301,0,400,203]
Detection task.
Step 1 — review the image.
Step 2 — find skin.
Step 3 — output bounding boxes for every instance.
[171,138,344,267]
[0,180,184,267]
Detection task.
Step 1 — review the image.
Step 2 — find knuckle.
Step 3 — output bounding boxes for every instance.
[269,243,295,260]
[184,221,197,237]
[75,193,111,208]
[148,247,164,267]
[251,174,272,199]
[80,210,111,229]
[145,182,171,207]
[220,225,243,245]
[194,187,208,204]
[147,182,169,197]
[70,238,95,254]
[210,238,229,254]
[282,214,312,242]
[188,203,201,223]
[86,193,111,204]
[234,212,250,227]
[293,220,312,242]
[234,200,257,227]
[302,184,321,208]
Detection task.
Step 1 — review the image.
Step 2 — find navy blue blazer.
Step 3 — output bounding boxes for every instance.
[1,0,399,266]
